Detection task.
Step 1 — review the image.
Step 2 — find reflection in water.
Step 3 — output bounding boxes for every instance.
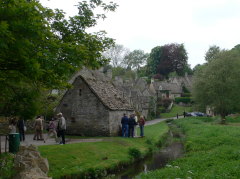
[113,142,184,179]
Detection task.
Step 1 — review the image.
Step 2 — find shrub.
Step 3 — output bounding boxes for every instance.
[181,93,191,97]
[175,97,192,104]
[0,153,15,178]
[128,147,141,159]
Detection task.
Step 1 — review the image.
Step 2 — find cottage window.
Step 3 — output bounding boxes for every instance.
[71,117,76,123]
[79,89,82,96]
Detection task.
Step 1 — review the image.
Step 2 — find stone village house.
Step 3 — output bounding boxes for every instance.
[56,68,134,136]
[151,74,193,100]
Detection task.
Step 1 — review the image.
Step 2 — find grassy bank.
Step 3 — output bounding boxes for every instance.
[160,105,192,118]
[38,122,168,178]
[0,153,15,179]
[139,117,240,178]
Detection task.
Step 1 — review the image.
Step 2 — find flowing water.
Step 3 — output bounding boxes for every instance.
[109,142,184,179]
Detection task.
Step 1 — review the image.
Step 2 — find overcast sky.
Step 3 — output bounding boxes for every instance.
[41,0,240,68]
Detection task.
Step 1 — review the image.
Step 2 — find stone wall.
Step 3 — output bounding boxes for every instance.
[108,110,133,136]
[14,145,50,179]
[56,77,110,136]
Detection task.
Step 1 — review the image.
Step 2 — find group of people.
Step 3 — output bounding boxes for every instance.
[33,113,66,144]
[121,113,145,138]
[8,112,66,145]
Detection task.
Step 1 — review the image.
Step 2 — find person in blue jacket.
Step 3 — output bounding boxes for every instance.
[121,114,129,137]
[128,114,137,138]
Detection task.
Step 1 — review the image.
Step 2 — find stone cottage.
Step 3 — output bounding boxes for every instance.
[153,81,182,99]
[56,68,134,136]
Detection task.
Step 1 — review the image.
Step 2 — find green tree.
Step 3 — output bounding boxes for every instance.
[123,50,149,70]
[147,43,188,78]
[205,45,221,62]
[103,44,130,67]
[193,49,240,123]
[0,0,117,118]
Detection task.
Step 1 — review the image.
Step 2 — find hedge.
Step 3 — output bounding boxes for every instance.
[175,97,192,104]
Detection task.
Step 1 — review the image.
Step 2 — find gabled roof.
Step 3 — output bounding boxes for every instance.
[71,68,134,111]
[153,81,182,94]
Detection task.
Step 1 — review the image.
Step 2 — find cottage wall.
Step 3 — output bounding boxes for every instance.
[108,110,133,136]
[56,77,110,136]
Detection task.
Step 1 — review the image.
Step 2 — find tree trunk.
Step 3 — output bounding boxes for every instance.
[220,114,226,124]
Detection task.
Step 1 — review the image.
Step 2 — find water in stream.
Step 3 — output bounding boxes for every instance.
[110,142,184,179]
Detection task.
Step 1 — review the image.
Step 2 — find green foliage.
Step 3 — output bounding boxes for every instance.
[181,93,191,97]
[128,147,142,159]
[139,118,240,178]
[103,44,130,67]
[112,66,136,80]
[205,45,221,62]
[182,85,190,93]
[0,153,15,178]
[160,105,192,118]
[193,48,240,120]
[123,50,149,70]
[147,43,189,78]
[38,122,168,178]
[175,97,192,104]
[0,0,117,118]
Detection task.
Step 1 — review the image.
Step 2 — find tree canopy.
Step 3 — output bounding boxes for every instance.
[193,48,240,122]
[0,0,117,118]
[102,44,129,67]
[123,50,149,70]
[147,43,188,79]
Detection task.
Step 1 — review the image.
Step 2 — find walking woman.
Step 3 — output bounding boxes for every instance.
[44,117,58,143]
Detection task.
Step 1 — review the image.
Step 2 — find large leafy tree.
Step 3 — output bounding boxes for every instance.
[147,43,188,78]
[0,0,117,118]
[123,50,149,70]
[193,48,240,123]
[103,44,130,67]
[205,45,221,62]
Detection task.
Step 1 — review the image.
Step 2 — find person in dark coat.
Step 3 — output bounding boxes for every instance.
[121,114,129,137]
[17,117,25,141]
[128,114,137,138]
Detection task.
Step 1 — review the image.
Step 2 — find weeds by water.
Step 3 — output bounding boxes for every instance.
[139,117,240,178]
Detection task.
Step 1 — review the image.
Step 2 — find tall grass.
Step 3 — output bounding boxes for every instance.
[139,117,240,178]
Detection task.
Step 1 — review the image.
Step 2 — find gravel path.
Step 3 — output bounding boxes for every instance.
[1,116,184,150]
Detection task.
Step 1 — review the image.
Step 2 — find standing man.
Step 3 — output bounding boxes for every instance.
[33,116,43,140]
[128,114,137,138]
[121,114,129,137]
[17,117,25,141]
[57,113,66,144]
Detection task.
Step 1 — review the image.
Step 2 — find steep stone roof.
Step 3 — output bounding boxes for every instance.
[73,68,134,111]
[153,81,182,94]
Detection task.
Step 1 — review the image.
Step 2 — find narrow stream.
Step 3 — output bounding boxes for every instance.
[109,142,184,179]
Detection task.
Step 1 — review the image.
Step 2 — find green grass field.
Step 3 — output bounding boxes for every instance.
[139,117,240,178]
[160,105,192,118]
[38,122,168,178]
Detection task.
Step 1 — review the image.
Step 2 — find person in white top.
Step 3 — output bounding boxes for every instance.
[134,114,138,137]
[9,117,17,133]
